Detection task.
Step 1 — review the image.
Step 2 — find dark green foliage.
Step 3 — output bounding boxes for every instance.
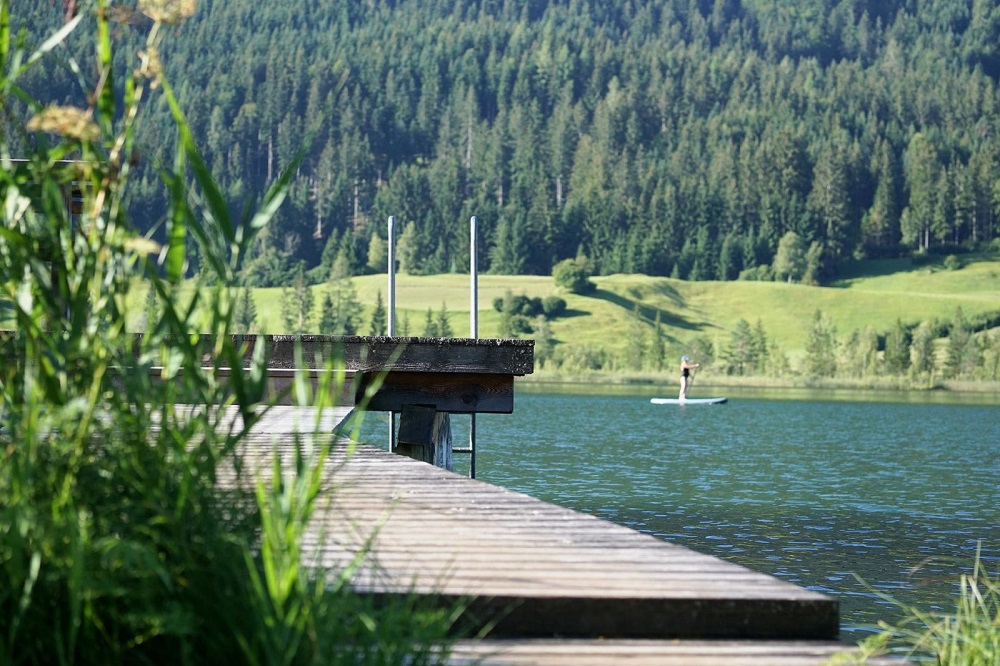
[722,318,756,376]
[496,291,536,338]
[435,301,453,338]
[234,285,259,332]
[369,289,387,336]
[542,296,567,318]
[14,0,1000,283]
[281,262,315,334]
[422,307,438,337]
[804,310,839,377]
[773,231,807,283]
[883,319,912,376]
[552,257,596,294]
[502,294,544,318]
[947,307,982,378]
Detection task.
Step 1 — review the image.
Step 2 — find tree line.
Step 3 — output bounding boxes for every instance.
[740,307,1000,381]
[14,0,1000,287]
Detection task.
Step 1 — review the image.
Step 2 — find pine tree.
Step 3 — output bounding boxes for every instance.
[773,231,806,282]
[367,233,387,273]
[234,286,258,332]
[883,319,911,376]
[282,263,314,334]
[902,133,941,251]
[319,292,337,334]
[946,307,980,378]
[322,245,364,335]
[435,301,453,338]
[723,319,756,376]
[752,320,769,375]
[910,321,938,377]
[533,316,555,367]
[804,310,838,377]
[862,141,901,250]
[841,326,879,378]
[369,289,387,336]
[423,307,439,337]
[396,221,420,275]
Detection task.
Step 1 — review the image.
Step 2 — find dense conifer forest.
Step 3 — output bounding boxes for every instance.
[14,0,1000,285]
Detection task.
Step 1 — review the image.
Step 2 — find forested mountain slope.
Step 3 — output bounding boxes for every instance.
[14,0,1000,284]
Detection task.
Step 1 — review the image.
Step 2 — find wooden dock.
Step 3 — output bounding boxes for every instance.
[243,408,906,665]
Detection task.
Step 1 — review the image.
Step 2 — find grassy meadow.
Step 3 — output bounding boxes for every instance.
[173,253,1000,375]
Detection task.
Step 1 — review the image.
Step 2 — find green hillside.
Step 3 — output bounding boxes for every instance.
[242,255,1000,373]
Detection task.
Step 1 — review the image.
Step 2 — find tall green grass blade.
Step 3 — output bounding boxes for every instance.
[95,0,114,137]
[21,13,82,75]
[157,75,235,254]
[164,143,188,284]
[0,0,9,74]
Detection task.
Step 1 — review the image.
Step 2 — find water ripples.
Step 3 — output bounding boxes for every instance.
[469,393,1000,635]
[355,392,998,635]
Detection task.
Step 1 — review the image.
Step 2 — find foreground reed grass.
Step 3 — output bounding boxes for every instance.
[831,548,1000,665]
[0,1,457,663]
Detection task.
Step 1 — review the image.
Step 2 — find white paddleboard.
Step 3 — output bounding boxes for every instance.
[651,397,728,405]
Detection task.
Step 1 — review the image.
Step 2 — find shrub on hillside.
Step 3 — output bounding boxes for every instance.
[552,257,596,294]
[542,296,567,317]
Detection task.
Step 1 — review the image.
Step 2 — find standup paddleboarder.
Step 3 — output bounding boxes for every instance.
[679,355,700,401]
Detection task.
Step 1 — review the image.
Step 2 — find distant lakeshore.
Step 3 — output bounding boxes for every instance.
[518,372,1000,403]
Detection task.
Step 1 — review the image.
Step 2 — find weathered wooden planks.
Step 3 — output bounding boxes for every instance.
[236,417,839,642]
[447,639,906,665]
[231,409,908,665]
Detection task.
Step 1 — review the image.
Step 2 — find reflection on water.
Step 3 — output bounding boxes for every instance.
[357,390,1000,637]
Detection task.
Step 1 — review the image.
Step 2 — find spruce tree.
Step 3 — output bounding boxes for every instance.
[435,301,453,338]
[369,289,387,336]
[910,321,938,377]
[282,263,314,334]
[883,319,911,376]
[804,310,838,377]
[946,307,981,378]
[423,307,439,337]
[234,286,258,332]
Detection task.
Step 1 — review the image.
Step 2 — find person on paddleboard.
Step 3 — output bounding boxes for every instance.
[679,355,700,401]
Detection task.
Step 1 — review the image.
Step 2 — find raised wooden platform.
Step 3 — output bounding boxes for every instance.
[300,441,837,640]
[237,408,906,664]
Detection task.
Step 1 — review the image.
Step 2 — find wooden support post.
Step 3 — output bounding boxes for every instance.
[395,405,453,471]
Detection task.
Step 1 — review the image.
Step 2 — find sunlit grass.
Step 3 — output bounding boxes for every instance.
[831,547,1000,665]
[146,255,1000,370]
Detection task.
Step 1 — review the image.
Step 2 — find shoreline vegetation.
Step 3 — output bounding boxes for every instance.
[1,3,459,663]
[518,372,1000,396]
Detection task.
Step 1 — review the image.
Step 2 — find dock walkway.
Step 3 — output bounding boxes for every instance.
[243,407,905,665]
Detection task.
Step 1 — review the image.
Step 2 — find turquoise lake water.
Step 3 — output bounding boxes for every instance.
[357,387,999,637]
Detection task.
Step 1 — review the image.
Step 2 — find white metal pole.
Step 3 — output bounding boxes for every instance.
[387,216,396,451]
[470,216,478,338]
[387,215,396,336]
[469,216,478,478]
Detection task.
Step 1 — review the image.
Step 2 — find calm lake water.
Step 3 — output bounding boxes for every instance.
[358,386,999,637]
